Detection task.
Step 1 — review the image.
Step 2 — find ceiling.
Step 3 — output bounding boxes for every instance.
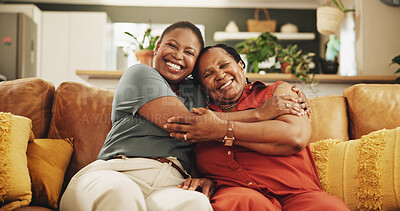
[2,0,323,9]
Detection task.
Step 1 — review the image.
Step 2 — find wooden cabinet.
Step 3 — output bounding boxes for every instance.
[41,11,115,86]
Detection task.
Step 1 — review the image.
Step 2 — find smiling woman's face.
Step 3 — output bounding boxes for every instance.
[197,47,246,105]
[153,28,201,88]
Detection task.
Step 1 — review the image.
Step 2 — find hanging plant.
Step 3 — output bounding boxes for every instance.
[317,0,355,35]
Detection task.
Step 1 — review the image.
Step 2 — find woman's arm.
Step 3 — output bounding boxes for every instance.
[213,93,305,122]
[130,65,306,129]
[164,82,311,156]
[114,65,198,129]
[213,85,309,122]
[138,96,197,129]
[139,85,306,131]
[232,112,311,155]
[231,83,311,154]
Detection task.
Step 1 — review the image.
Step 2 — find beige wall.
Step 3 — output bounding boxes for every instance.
[355,0,400,75]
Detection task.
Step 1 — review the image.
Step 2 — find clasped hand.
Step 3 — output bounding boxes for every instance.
[178,177,215,199]
[257,85,312,120]
[163,108,227,143]
[163,85,311,143]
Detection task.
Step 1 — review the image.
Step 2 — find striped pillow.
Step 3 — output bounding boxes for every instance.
[310,127,400,210]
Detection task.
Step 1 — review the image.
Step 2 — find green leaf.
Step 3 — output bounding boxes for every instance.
[391,55,400,65]
[260,46,271,59]
[124,32,135,37]
[395,68,400,74]
[235,32,281,72]
[252,61,259,73]
[326,35,340,61]
[311,80,319,87]
[125,27,158,51]
[247,54,256,62]
[286,64,292,73]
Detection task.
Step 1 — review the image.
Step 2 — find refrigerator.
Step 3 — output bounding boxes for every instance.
[0,12,37,81]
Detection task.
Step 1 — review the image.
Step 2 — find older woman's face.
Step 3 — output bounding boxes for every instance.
[197,48,246,105]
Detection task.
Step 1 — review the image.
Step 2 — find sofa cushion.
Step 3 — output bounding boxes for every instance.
[48,82,114,187]
[0,78,55,138]
[310,127,400,211]
[344,84,400,139]
[27,138,73,209]
[308,95,349,143]
[0,112,34,210]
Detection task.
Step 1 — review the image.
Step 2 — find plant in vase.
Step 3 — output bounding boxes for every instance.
[277,44,318,88]
[319,34,340,74]
[125,27,160,67]
[317,0,355,35]
[236,32,281,73]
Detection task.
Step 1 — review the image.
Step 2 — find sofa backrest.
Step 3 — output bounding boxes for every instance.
[343,84,400,139]
[48,82,114,185]
[0,78,54,138]
[309,95,349,143]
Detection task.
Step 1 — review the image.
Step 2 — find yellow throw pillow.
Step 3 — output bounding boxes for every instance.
[0,112,34,210]
[27,138,73,209]
[310,127,400,211]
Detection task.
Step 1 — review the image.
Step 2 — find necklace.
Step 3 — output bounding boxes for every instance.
[219,103,237,111]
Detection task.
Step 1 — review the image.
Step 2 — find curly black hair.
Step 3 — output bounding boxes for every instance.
[158,21,204,50]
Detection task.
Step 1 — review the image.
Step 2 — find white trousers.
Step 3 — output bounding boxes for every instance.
[60,158,213,211]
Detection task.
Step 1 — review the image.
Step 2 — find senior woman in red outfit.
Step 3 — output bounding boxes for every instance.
[164,44,349,210]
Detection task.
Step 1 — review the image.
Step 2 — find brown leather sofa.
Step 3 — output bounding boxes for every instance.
[0,77,399,210]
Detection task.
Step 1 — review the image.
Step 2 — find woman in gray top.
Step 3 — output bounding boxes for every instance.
[60,21,308,211]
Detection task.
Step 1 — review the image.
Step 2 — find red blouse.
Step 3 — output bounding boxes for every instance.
[195,81,322,196]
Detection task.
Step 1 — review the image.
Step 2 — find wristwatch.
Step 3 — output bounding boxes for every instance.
[223,121,235,146]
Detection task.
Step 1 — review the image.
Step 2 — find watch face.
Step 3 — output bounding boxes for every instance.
[380,0,400,6]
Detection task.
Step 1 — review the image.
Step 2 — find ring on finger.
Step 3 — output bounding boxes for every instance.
[183,133,188,141]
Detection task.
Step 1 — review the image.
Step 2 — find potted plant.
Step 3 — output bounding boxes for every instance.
[236,32,281,73]
[277,44,301,74]
[125,27,160,67]
[317,0,355,35]
[391,54,400,83]
[319,34,340,74]
[277,44,319,87]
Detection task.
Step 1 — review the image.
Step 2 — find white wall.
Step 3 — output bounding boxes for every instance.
[355,0,400,76]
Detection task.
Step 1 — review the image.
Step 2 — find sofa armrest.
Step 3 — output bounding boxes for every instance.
[344,84,400,139]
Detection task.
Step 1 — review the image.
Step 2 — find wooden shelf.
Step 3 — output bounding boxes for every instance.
[245,73,397,83]
[76,70,397,84]
[76,70,125,79]
[213,31,316,42]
